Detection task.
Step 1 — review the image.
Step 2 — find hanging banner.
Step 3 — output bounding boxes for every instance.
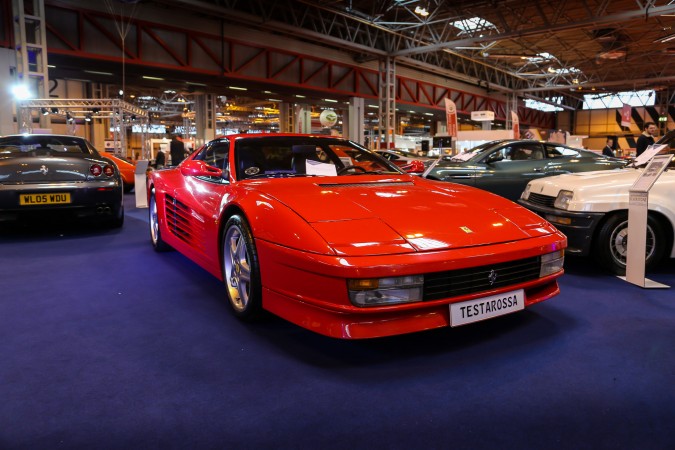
[511,110,520,139]
[444,98,457,137]
[621,103,632,128]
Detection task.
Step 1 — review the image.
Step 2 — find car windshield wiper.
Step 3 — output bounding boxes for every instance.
[243,172,317,179]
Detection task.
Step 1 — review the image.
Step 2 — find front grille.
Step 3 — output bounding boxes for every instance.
[423,256,540,301]
[526,193,556,208]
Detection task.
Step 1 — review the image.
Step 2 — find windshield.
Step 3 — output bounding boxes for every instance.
[234,137,402,179]
[645,130,675,169]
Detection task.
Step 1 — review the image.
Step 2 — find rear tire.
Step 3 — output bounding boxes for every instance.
[594,212,666,275]
[108,204,124,228]
[222,215,263,320]
[149,189,172,252]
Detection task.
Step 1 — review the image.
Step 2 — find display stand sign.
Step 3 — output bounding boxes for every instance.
[134,160,150,208]
[620,150,672,289]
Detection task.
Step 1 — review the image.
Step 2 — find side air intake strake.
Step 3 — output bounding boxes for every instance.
[164,194,206,252]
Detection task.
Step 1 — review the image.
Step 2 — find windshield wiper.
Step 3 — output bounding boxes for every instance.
[244,172,317,179]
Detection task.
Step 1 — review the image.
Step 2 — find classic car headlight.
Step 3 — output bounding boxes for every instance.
[348,275,424,307]
[540,250,565,277]
[553,190,574,210]
[521,183,531,200]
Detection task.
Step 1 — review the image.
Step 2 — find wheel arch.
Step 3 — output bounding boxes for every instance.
[591,207,674,263]
[217,204,248,277]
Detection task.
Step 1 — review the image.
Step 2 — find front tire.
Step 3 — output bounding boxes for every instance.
[149,189,171,252]
[222,215,262,320]
[594,212,666,275]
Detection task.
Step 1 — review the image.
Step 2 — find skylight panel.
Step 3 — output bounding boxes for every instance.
[451,17,498,35]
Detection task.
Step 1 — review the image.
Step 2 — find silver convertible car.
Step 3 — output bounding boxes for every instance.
[0,134,124,227]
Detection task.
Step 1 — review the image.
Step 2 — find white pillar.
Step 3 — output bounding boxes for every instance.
[0,49,17,135]
[344,97,365,145]
[295,104,311,134]
[194,93,216,146]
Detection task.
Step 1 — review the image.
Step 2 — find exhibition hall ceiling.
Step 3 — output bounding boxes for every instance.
[46,0,674,127]
[144,0,675,104]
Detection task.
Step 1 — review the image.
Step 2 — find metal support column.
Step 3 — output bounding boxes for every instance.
[112,106,124,156]
[378,57,396,149]
[345,97,365,145]
[278,102,293,133]
[295,104,311,134]
[194,93,216,147]
[12,0,49,132]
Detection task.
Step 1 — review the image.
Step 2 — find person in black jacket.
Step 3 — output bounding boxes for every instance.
[170,134,186,166]
[635,122,657,157]
[154,149,166,169]
[602,138,615,157]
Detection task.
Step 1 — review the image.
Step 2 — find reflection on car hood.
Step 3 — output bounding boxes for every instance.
[251,176,556,255]
[0,155,105,183]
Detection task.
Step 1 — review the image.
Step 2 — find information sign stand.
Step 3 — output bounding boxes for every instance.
[134,160,150,208]
[618,149,672,289]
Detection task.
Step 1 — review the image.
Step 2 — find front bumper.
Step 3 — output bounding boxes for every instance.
[518,198,606,256]
[256,234,566,339]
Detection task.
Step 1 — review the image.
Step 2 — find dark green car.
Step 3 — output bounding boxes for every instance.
[423,139,628,201]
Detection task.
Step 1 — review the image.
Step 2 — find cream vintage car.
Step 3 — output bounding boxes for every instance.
[518,132,675,275]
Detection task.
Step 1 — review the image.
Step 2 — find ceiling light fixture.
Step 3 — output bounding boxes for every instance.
[414,6,429,17]
[655,33,675,43]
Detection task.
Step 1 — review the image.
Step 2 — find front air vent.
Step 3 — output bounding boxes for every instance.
[526,193,556,208]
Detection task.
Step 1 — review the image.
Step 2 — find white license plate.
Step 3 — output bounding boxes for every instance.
[449,289,525,327]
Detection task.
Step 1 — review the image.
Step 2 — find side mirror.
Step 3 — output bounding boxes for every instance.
[180,160,224,178]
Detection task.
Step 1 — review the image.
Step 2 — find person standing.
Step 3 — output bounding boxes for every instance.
[170,134,186,166]
[154,149,166,169]
[635,122,657,157]
[602,138,615,157]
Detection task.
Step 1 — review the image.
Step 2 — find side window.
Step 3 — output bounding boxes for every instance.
[194,140,229,181]
[195,140,229,170]
[490,146,512,161]
[545,144,580,158]
[511,143,544,160]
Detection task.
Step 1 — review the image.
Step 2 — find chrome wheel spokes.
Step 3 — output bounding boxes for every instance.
[224,225,250,312]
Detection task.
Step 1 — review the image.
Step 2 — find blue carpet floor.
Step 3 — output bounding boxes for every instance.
[0,194,673,449]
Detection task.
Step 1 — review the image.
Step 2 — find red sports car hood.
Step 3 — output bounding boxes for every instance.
[248,177,554,256]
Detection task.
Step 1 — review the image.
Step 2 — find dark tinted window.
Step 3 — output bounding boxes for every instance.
[545,144,580,158]
[196,139,230,171]
[0,135,94,155]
